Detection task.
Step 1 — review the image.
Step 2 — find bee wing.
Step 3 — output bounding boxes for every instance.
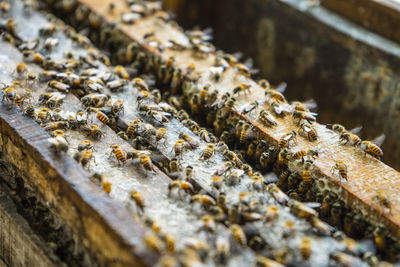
[349,126,362,134]
[232,51,243,61]
[275,82,287,93]
[152,112,167,122]
[263,172,278,184]
[302,99,318,110]
[137,149,152,155]
[304,202,321,209]
[241,103,256,114]
[372,134,385,146]
[243,57,253,69]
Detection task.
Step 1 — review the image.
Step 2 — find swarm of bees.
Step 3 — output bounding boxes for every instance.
[0,0,396,265]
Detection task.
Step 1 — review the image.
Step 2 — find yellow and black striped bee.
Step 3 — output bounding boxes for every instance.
[52,129,65,138]
[126,118,142,138]
[139,154,154,175]
[14,94,24,107]
[339,132,361,147]
[81,124,104,140]
[111,100,124,115]
[279,131,297,148]
[96,111,110,125]
[239,122,252,144]
[130,191,145,212]
[332,160,348,181]
[168,180,194,197]
[81,93,110,107]
[233,83,251,95]
[301,160,313,185]
[24,106,36,120]
[299,120,317,141]
[173,139,185,157]
[199,144,215,160]
[292,149,318,163]
[115,65,129,79]
[15,62,27,76]
[48,80,70,92]
[360,134,385,160]
[327,123,346,134]
[110,144,127,165]
[230,224,247,247]
[80,150,95,168]
[2,86,17,104]
[373,189,392,214]
[300,237,312,260]
[48,136,69,154]
[78,139,93,152]
[43,121,69,131]
[179,133,199,148]
[259,110,277,127]
[38,107,51,122]
[155,128,167,146]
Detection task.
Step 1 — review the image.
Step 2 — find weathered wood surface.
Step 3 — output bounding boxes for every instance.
[0,188,56,267]
[0,41,154,266]
[43,0,400,243]
[322,0,400,44]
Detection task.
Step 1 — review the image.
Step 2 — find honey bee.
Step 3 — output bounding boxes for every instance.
[199,215,216,233]
[239,122,252,144]
[241,101,261,114]
[78,139,93,152]
[14,94,24,107]
[265,83,287,103]
[301,160,313,185]
[251,175,264,191]
[38,107,51,122]
[198,129,215,143]
[214,162,233,176]
[96,111,110,125]
[179,133,199,148]
[143,232,164,253]
[38,70,58,82]
[331,160,348,181]
[130,191,145,212]
[327,123,346,134]
[107,79,128,92]
[115,65,129,79]
[146,110,169,124]
[373,189,392,214]
[311,217,334,236]
[168,180,194,197]
[279,131,297,148]
[173,139,185,157]
[39,22,56,36]
[222,150,243,168]
[111,100,124,115]
[15,62,27,76]
[154,127,167,146]
[255,256,284,267]
[299,120,317,141]
[191,194,216,207]
[259,110,277,127]
[230,224,247,247]
[110,144,127,165]
[300,237,312,260]
[289,200,318,219]
[2,86,16,103]
[46,93,66,109]
[199,144,215,160]
[138,154,154,175]
[48,136,69,154]
[264,205,278,222]
[80,150,95,168]
[292,99,317,112]
[233,83,251,95]
[267,184,289,204]
[360,134,385,159]
[82,124,104,140]
[292,149,318,163]
[44,37,59,51]
[215,236,230,265]
[292,111,317,124]
[339,132,361,147]
[52,129,65,138]
[24,106,36,120]
[81,94,110,108]
[0,1,10,13]
[48,80,70,92]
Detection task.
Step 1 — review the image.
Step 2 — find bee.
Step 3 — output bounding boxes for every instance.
[277,148,289,168]
[52,129,65,138]
[6,18,15,34]
[15,62,27,76]
[373,189,392,214]
[251,175,264,191]
[239,122,252,144]
[215,236,230,265]
[0,1,10,13]
[38,70,58,82]
[14,94,24,107]
[292,149,318,162]
[311,217,334,236]
[168,157,180,173]
[299,120,317,141]
[360,134,385,159]
[173,139,185,157]
[327,123,346,134]
[155,127,167,146]
[77,140,93,152]
[179,133,199,148]
[48,80,70,92]
[289,200,318,219]
[46,93,66,109]
[2,86,16,103]
[292,99,317,112]
[230,224,247,247]
[211,175,223,190]
[110,144,127,165]
[146,110,169,124]
[81,124,104,140]
[300,237,312,260]
[279,131,297,148]
[107,79,128,92]
[233,83,251,95]
[373,227,387,253]
[199,129,215,143]
[268,184,290,204]
[215,161,233,176]
[138,154,154,175]
[44,37,59,51]
[126,119,142,138]
[190,93,201,115]
[292,111,317,124]
[301,160,313,185]
[339,132,361,147]
[115,65,129,79]
[143,232,164,253]
[222,150,243,168]
[130,191,145,212]
[80,150,95,168]
[96,111,110,125]
[255,256,284,267]
[199,215,216,233]
[24,106,36,119]
[199,144,215,160]
[111,100,124,115]
[191,194,216,207]
[241,101,261,114]
[168,180,194,197]
[264,205,278,222]
[48,136,69,154]
[38,107,51,122]
[259,110,277,127]
[331,161,348,181]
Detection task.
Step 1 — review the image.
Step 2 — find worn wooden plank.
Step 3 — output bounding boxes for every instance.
[321,0,400,44]
[0,188,57,267]
[41,0,400,248]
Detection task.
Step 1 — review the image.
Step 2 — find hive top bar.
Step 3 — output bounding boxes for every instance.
[68,0,400,239]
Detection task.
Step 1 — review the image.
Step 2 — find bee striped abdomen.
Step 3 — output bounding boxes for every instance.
[302,170,312,184]
[97,111,109,124]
